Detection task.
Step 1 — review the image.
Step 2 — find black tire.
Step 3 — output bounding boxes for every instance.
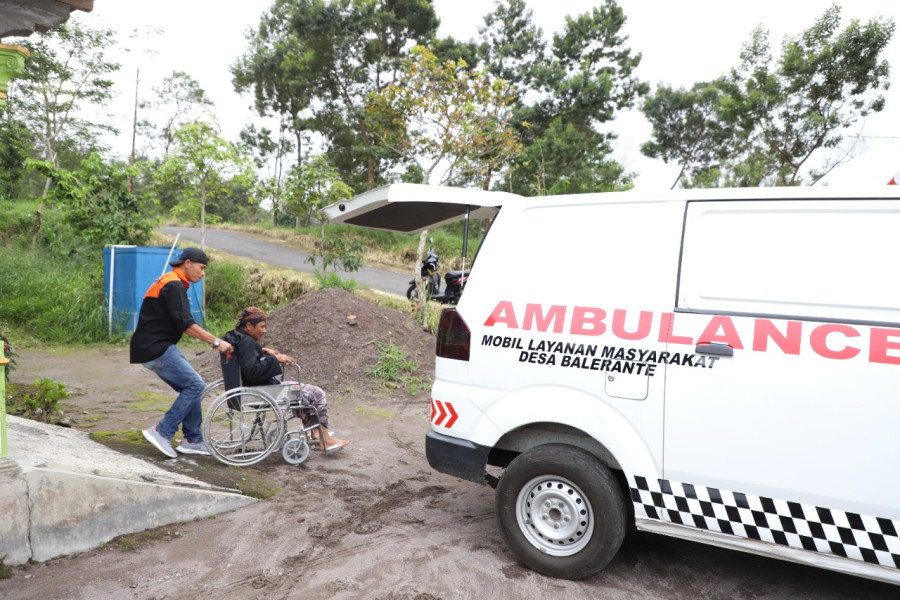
[495,444,627,580]
[406,280,434,302]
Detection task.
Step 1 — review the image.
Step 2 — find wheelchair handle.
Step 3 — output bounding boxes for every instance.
[282,361,301,384]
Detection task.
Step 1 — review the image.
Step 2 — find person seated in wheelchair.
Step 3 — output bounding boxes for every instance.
[222,306,349,450]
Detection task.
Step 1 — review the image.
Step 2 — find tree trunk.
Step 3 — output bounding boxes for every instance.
[414,229,428,308]
[31,141,57,246]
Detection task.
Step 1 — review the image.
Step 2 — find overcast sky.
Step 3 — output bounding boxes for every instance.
[81,0,900,189]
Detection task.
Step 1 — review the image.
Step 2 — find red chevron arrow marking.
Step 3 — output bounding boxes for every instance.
[434,400,447,426]
[430,398,436,422]
[445,402,458,428]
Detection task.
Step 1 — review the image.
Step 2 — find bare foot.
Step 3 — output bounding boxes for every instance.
[310,429,349,450]
[323,435,349,449]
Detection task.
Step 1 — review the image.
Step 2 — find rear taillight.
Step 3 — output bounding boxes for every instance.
[436,308,470,361]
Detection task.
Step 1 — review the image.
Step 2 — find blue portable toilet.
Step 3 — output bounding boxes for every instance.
[103,245,205,334]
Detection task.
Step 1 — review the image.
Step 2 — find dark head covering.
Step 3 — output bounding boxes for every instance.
[238,306,268,327]
[169,247,209,266]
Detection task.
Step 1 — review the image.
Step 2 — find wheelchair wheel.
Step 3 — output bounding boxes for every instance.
[201,378,225,405]
[203,388,284,466]
[282,437,310,465]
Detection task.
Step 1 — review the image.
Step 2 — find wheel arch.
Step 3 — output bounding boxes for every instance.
[474,386,660,489]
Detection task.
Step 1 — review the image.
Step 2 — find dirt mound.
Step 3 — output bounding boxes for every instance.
[194,288,435,391]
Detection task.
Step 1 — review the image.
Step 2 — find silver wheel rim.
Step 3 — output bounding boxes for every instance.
[282,438,310,465]
[516,475,594,557]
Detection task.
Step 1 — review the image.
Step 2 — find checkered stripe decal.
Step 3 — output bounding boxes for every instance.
[628,475,900,570]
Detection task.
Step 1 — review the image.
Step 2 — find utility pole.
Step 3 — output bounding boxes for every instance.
[130,68,139,191]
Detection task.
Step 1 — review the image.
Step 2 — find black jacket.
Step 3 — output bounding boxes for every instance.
[130,269,196,364]
[222,327,281,386]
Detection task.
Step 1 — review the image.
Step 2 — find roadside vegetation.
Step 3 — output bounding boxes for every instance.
[0,2,891,365]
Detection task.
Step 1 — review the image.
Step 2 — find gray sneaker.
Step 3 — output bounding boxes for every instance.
[143,426,177,458]
[177,439,211,456]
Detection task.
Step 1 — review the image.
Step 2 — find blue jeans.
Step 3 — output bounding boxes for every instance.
[142,344,205,442]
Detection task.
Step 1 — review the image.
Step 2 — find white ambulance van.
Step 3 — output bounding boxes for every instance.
[325,183,900,584]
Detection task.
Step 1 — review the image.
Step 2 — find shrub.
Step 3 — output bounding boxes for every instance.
[365,342,428,394]
[12,378,69,423]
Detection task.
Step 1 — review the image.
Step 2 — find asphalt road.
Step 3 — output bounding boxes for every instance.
[160,226,413,297]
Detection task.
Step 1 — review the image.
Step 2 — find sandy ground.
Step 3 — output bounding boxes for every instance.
[2,291,898,599]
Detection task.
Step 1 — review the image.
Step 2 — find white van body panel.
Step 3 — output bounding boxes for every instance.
[464,384,662,479]
[326,184,900,584]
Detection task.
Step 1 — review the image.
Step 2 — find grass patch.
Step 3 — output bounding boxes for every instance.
[365,342,429,394]
[89,429,144,444]
[0,245,110,344]
[110,527,190,552]
[131,391,172,410]
[313,270,358,292]
[354,406,395,419]
[73,413,105,428]
[231,469,280,499]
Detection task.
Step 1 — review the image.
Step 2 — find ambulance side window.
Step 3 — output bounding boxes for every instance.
[678,199,900,324]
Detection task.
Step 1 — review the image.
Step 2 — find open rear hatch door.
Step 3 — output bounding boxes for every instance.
[322,183,519,233]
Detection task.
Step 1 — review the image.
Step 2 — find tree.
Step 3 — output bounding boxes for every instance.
[642,5,895,188]
[27,153,153,248]
[366,44,521,305]
[232,0,442,190]
[283,154,353,231]
[157,121,254,248]
[138,70,214,157]
[366,45,522,187]
[640,81,735,189]
[726,6,894,185]
[477,0,648,195]
[239,122,295,226]
[0,109,33,200]
[478,0,545,94]
[7,19,120,240]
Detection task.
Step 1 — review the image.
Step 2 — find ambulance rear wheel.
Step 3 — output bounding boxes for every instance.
[495,444,626,580]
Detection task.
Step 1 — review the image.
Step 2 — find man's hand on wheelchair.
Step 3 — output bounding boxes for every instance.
[263,347,294,365]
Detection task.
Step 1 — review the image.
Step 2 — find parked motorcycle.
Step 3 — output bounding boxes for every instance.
[406,245,469,304]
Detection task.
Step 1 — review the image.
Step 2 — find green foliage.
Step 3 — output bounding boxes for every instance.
[727,7,894,185]
[640,81,736,189]
[481,0,647,194]
[156,121,255,225]
[14,378,69,423]
[366,45,522,187]
[204,261,313,334]
[313,270,358,292]
[0,242,109,343]
[306,234,365,274]
[365,341,427,394]
[7,19,119,166]
[138,71,215,158]
[0,112,34,201]
[641,5,895,188]
[232,0,443,191]
[240,123,294,226]
[284,155,353,228]
[27,154,154,247]
[1,325,16,381]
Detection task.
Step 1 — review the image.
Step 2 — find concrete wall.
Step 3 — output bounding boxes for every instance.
[0,417,255,566]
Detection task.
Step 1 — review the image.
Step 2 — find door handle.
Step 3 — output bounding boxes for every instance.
[695,342,733,357]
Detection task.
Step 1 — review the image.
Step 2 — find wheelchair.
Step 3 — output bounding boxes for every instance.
[201,353,330,467]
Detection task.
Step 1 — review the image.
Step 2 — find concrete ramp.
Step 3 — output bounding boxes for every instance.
[0,416,255,565]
